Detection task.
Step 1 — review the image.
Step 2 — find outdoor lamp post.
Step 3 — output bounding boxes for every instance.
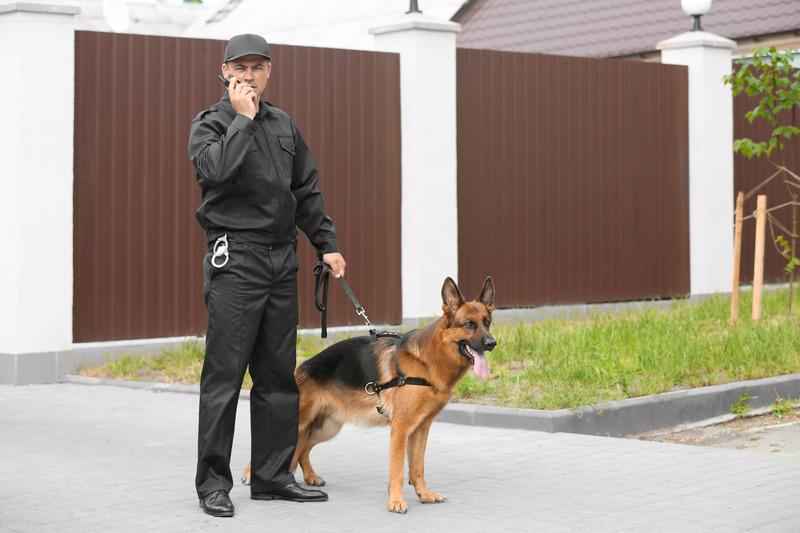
[407,0,421,14]
[681,0,712,31]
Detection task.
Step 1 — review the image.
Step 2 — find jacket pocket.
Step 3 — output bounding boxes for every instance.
[278,135,296,155]
[273,134,295,179]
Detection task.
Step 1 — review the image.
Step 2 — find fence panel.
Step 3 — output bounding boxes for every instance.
[74,32,401,342]
[457,49,690,307]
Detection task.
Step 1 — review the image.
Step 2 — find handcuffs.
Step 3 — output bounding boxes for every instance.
[211,234,229,268]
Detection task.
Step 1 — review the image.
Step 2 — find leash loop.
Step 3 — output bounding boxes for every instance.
[312,260,330,338]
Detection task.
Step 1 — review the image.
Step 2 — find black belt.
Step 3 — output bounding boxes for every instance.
[206,229,296,251]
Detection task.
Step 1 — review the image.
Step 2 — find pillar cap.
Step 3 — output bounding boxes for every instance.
[369,12,460,36]
[656,30,735,51]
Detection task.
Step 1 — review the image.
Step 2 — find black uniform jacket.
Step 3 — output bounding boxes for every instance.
[189,92,339,256]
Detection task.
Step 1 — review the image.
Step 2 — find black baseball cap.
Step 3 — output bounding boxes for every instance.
[224,34,271,63]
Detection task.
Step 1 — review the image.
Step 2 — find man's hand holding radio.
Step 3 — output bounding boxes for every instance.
[227,76,259,120]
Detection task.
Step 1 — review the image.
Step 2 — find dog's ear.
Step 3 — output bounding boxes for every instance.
[477,276,495,313]
[441,277,465,318]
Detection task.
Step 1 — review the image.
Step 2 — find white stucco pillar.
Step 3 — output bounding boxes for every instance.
[657,30,736,296]
[0,2,80,384]
[370,13,460,321]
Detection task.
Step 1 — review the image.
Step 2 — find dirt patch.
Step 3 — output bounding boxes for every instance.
[629,407,800,456]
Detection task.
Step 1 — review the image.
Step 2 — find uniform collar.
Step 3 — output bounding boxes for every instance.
[258,99,276,119]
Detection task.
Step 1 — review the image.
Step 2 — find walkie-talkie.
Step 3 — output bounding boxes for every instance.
[217,74,238,89]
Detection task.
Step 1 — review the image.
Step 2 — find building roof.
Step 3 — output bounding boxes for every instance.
[67,0,205,36]
[184,0,467,51]
[453,0,800,59]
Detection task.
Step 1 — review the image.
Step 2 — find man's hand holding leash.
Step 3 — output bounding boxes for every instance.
[322,253,346,278]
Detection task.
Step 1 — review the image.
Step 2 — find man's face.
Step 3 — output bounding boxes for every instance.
[222,55,271,96]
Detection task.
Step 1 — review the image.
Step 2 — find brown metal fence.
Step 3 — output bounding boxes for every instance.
[733,98,800,286]
[456,49,690,307]
[73,32,401,342]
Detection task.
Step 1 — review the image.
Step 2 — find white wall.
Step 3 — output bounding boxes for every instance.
[371,14,461,320]
[658,31,736,296]
[0,3,79,384]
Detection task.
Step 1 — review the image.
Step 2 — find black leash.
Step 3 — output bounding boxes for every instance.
[312,261,430,418]
[313,260,402,342]
[312,260,332,338]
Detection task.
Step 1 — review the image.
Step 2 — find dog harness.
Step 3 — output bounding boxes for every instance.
[364,356,432,396]
[366,348,432,419]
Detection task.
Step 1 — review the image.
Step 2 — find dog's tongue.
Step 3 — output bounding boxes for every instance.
[473,351,489,378]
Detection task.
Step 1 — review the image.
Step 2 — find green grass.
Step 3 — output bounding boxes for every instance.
[101,353,149,381]
[771,389,798,418]
[451,288,800,409]
[730,388,757,418]
[81,335,344,389]
[80,287,800,410]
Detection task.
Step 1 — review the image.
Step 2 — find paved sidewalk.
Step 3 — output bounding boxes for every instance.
[1,383,799,532]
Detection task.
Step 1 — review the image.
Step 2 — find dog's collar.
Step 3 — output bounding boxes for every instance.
[370,329,402,343]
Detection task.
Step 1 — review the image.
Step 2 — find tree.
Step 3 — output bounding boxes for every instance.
[723,46,800,314]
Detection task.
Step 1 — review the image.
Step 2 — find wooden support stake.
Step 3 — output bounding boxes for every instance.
[730,191,744,324]
[753,195,767,321]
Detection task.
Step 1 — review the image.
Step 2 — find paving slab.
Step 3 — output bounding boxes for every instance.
[1,383,800,532]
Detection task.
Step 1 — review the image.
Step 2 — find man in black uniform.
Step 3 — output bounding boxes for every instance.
[189,34,346,517]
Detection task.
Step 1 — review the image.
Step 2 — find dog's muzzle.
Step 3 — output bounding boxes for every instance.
[459,340,492,378]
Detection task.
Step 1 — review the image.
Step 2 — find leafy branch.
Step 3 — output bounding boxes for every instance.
[724,46,800,158]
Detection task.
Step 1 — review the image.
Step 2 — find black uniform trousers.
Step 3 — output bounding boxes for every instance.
[196,236,300,498]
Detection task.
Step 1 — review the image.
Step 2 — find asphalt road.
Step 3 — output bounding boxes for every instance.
[3,382,800,532]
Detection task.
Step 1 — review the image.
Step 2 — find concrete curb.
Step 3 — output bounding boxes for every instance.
[437,373,800,436]
[65,372,800,437]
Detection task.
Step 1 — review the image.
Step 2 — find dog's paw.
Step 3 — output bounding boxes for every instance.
[304,473,326,486]
[418,491,446,504]
[241,471,251,485]
[388,500,408,514]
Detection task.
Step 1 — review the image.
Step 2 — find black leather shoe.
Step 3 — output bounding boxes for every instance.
[199,490,234,517]
[251,482,328,502]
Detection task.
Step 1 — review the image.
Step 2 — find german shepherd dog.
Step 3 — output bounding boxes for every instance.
[242,276,497,513]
